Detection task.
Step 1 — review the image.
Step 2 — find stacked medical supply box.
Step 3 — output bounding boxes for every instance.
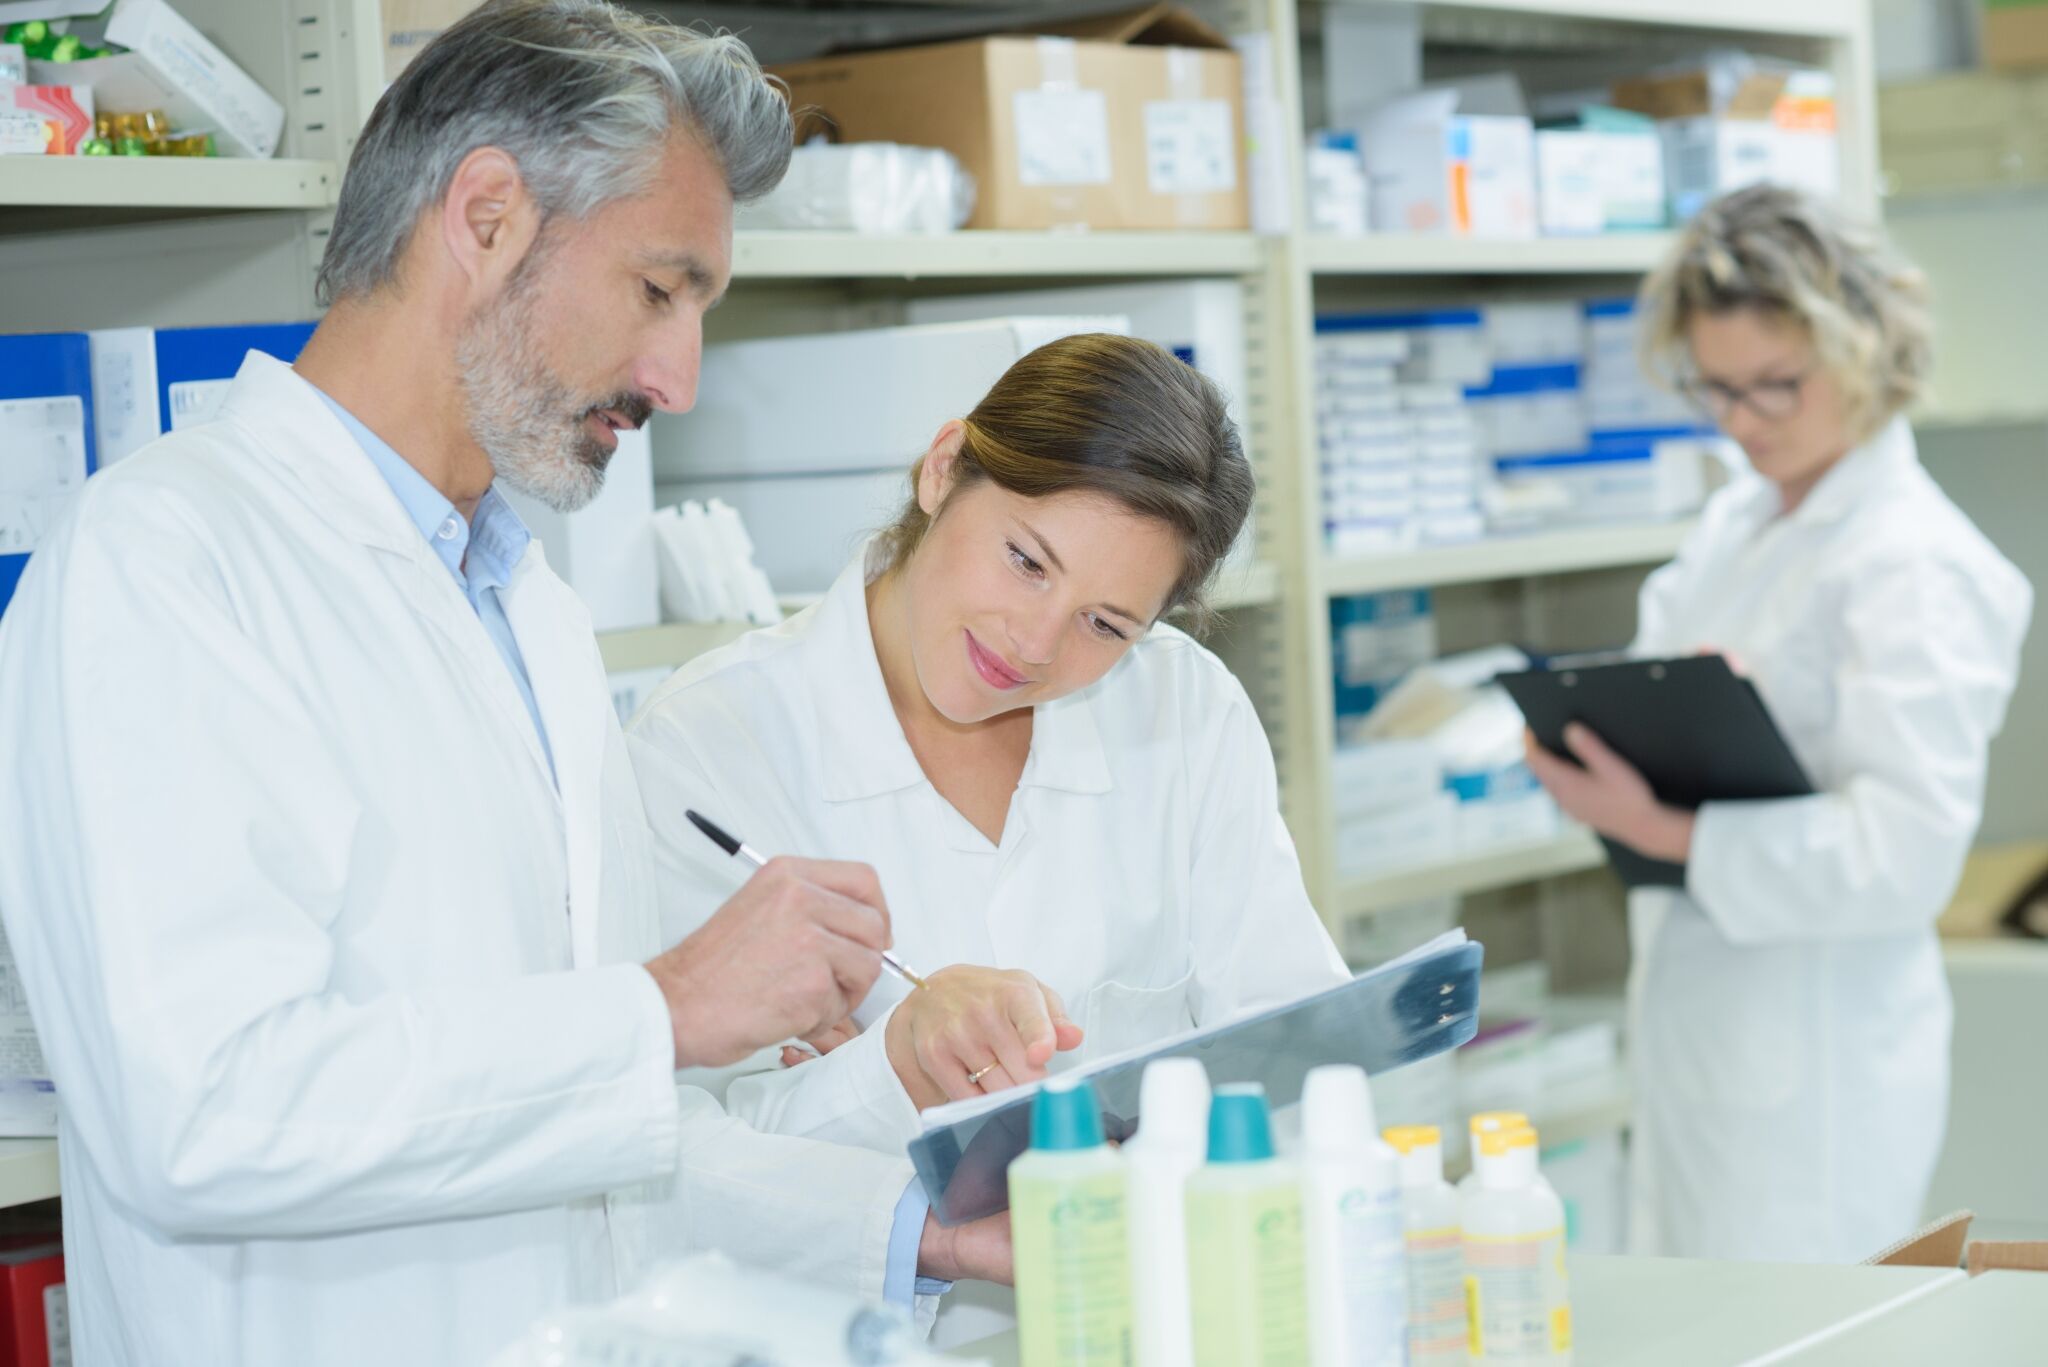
[0,333,95,617]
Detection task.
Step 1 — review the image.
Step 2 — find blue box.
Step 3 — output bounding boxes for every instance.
[90,321,317,467]
[0,332,96,616]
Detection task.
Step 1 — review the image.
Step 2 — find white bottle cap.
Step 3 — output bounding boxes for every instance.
[1134,1057,1211,1155]
[1301,1064,1378,1156]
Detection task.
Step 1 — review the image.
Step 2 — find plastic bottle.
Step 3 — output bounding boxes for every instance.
[1461,1124,1572,1366]
[1300,1065,1409,1367]
[1385,1124,1468,1365]
[1125,1058,1211,1367]
[1185,1083,1309,1367]
[1457,1113,1556,1200]
[1010,1075,1133,1367]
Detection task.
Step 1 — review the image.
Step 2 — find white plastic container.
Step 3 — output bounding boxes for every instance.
[1461,1125,1572,1366]
[1300,1066,1409,1367]
[1385,1125,1468,1365]
[1126,1059,1212,1367]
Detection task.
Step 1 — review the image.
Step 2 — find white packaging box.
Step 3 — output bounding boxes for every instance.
[49,0,285,158]
[0,921,55,1138]
[1327,519,1419,560]
[1417,487,1480,516]
[1656,107,1840,223]
[1454,789,1561,851]
[1305,136,1371,237]
[1484,302,1585,366]
[1332,738,1445,820]
[1360,80,1537,237]
[1417,508,1485,545]
[908,282,1246,428]
[1535,128,1665,235]
[1318,390,1402,421]
[1493,429,1721,525]
[657,316,1121,594]
[500,428,659,632]
[1316,330,1412,366]
[1335,791,1459,879]
[1466,363,1589,461]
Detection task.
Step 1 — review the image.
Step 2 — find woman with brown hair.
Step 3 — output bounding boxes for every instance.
[626,331,1348,1317]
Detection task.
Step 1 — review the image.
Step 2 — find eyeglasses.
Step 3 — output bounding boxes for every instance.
[1680,370,1813,422]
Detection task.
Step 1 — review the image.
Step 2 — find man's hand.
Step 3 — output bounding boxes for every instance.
[644,857,891,1069]
[919,1209,1013,1286]
[883,966,1084,1111]
[1524,724,1696,864]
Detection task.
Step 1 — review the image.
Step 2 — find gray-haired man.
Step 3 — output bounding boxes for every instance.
[0,4,1002,1363]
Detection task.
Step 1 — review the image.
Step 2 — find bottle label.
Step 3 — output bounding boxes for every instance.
[1406,1224,1468,1359]
[1013,1170,1133,1367]
[1464,1226,1570,1359]
[1331,1186,1409,1366]
[1188,1183,1310,1366]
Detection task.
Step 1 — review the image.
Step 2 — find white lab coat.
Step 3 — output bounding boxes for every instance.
[0,354,914,1367]
[626,556,1351,1343]
[1626,419,2030,1262]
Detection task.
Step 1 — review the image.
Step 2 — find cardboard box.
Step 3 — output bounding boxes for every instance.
[0,1240,63,1367]
[655,317,1124,593]
[0,84,89,155]
[1359,77,1537,237]
[38,0,283,158]
[1611,57,1839,221]
[500,430,659,633]
[771,5,1247,231]
[1984,1,2048,70]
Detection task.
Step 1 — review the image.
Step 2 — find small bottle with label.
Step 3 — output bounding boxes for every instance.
[1011,1075,1133,1367]
[1300,1065,1409,1367]
[1461,1124,1571,1366]
[1185,1083,1309,1367]
[1385,1124,1468,1365]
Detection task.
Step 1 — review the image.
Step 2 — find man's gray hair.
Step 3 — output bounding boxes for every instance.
[318,0,790,304]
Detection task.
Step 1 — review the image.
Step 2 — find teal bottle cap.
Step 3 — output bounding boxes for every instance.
[1207,1083,1275,1163]
[1030,1075,1106,1152]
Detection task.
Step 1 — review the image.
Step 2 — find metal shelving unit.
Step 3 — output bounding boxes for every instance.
[1306,233,1678,276]
[0,158,339,214]
[731,229,1264,280]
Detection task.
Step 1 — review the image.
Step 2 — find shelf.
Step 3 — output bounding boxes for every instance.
[596,621,758,674]
[0,158,338,213]
[1914,411,2048,433]
[1324,521,1694,596]
[730,230,1262,280]
[1307,233,1677,277]
[1418,0,1866,37]
[0,1140,58,1209]
[1339,829,1605,916]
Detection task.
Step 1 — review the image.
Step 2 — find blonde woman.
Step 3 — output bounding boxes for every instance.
[1525,185,2031,1262]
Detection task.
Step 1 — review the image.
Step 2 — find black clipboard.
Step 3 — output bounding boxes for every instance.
[1496,655,1814,888]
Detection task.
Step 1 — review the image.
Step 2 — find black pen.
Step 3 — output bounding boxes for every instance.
[684,809,929,990]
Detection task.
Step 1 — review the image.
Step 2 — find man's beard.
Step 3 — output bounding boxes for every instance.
[456,253,652,514]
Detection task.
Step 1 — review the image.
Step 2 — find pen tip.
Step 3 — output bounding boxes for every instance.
[684,809,741,857]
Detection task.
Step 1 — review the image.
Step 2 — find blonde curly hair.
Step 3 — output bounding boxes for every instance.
[1637,185,1934,442]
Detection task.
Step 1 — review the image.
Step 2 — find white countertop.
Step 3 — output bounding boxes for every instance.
[947,1255,1965,1366]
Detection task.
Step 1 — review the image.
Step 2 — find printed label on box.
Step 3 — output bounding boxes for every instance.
[1144,98,1236,195]
[167,378,234,431]
[0,396,87,556]
[1013,88,1112,186]
[46,1282,69,1367]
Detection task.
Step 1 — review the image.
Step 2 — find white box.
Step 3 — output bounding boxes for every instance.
[87,321,316,467]
[1536,127,1665,235]
[657,317,1120,594]
[1493,428,1721,525]
[908,282,1247,429]
[501,429,659,632]
[1484,302,1585,366]
[51,0,285,158]
[1336,792,1459,879]
[0,921,55,1138]
[1454,789,1561,851]
[1333,739,1445,820]
[1361,81,1537,237]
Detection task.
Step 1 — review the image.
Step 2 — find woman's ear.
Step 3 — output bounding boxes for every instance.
[916,421,967,517]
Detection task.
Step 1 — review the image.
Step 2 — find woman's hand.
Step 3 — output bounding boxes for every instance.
[883,965,1085,1110]
[1524,724,1696,864]
[779,1015,861,1068]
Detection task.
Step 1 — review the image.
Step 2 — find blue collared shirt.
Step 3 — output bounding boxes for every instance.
[315,390,554,780]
